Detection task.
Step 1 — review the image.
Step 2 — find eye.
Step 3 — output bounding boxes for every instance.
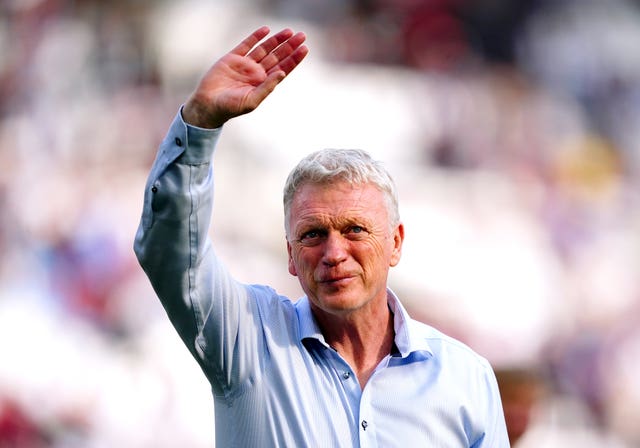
[298,229,325,246]
[346,225,367,239]
[301,230,319,240]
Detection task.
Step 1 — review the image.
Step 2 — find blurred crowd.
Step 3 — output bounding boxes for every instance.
[1,0,639,446]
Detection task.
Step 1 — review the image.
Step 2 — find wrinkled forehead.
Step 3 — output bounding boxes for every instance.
[285,178,397,235]
[289,181,389,224]
[291,179,383,205]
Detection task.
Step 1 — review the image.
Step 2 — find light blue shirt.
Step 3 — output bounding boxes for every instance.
[134,111,510,447]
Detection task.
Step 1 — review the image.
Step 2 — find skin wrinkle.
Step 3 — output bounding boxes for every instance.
[284,177,399,236]
[287,182,401,308]
[285,180,404,387]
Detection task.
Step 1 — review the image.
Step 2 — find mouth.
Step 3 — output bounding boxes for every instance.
[318,274,355,285]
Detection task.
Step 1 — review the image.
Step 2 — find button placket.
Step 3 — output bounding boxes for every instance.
[358,377,378,447]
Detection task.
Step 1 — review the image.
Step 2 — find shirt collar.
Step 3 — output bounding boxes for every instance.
[295,289,433,358]
[295,296,330,348]
[386,289,433,358]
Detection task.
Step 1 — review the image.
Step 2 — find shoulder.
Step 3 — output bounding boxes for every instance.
[247,284,299,325]
[248,284,296,308]
[409,319,494,373]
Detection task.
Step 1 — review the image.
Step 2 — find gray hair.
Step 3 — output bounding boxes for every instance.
[283,148,400,235]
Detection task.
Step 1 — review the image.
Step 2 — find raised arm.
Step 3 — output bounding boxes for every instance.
[182,26,308,129]
[134,28,308,387]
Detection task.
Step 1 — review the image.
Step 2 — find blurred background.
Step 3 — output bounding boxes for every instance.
[1,0,639,446]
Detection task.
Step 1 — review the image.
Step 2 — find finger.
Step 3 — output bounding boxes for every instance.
[247,28,295,62]
[260,32,307,73]
[229,26,271,56]
[248,71,287,107]
[272,45,309,76]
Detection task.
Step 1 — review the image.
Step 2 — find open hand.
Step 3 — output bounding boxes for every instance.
[183,26,308,129]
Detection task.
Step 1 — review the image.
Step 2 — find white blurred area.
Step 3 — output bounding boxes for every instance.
[1,0,639,446]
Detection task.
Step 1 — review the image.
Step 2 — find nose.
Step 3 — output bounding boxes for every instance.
[322,231,348,266]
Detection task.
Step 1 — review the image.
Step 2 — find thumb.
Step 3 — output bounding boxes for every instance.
[250,70,286,107]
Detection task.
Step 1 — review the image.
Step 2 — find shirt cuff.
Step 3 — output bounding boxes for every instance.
[177,105,223,164]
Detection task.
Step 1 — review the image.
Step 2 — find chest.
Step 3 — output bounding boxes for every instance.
[216,343,478,447]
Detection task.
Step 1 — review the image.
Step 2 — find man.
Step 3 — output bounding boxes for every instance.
[134,26,509,447]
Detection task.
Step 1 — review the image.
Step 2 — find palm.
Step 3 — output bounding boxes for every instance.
[183,27,308,129]
[203,54,271,119]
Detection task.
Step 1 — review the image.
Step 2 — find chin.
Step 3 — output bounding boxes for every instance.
[313,290,369,314]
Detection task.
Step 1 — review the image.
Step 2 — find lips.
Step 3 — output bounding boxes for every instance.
[317,273,356,284]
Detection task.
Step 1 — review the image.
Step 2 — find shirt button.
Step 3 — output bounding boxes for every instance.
[175,137,183,147]
[342,371,351,380]
[151,185,158,193]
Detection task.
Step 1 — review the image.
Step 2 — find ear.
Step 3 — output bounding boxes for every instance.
[287,239,298,276]
[389,223,404,267]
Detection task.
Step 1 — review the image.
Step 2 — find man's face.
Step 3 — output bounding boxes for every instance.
[286,181,404,317]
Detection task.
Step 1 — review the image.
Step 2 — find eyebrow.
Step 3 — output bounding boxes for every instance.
[296,215,370,234]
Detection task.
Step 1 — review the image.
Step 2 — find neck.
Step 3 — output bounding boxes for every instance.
[315,301,395,389]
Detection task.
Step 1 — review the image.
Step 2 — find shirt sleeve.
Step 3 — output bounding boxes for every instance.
[472,363,511,448]
[133,109,264,397]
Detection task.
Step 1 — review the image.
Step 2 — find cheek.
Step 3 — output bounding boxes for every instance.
[369,238,392,259]
[288,248,315,278]
[361,239,397,269]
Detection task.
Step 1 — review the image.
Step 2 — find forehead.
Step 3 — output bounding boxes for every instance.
[289,181,388,225]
